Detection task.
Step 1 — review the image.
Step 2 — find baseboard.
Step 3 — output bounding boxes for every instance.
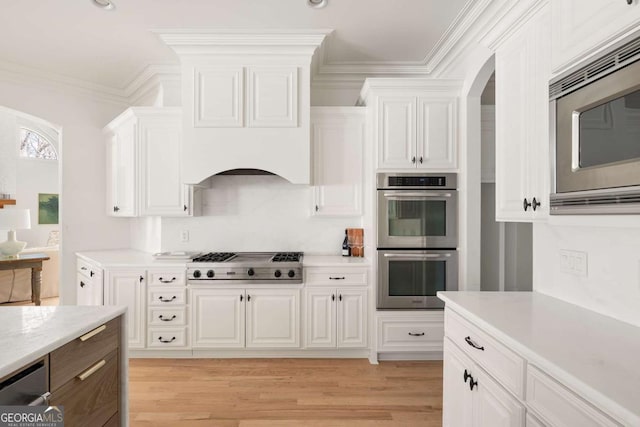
[377,351,443,361]
[128,349,371,359]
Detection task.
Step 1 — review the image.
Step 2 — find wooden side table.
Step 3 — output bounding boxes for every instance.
[0,253,51,305]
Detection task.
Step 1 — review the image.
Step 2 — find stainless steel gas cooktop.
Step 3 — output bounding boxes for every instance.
[187,252,303,284]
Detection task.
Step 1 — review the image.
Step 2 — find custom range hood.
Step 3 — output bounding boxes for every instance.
[155,30,331,184]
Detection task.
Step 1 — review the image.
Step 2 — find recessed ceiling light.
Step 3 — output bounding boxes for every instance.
[307,0,327,9]
[92,0,115,10]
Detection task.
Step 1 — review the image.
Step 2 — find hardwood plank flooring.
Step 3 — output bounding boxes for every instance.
[129,358,443,427]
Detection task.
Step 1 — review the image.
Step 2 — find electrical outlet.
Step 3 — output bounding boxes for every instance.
[180,230,189,243]
[559,249,588,277]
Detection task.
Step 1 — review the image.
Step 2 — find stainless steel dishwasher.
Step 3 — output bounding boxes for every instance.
[0,358,50,406]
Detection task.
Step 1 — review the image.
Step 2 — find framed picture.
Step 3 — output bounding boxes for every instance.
[38,193,59,224]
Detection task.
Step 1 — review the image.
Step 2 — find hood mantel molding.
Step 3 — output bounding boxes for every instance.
[154,29,333,56]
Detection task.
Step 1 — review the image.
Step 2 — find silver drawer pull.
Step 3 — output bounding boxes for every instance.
[79,324,106,342]
[28,392,51,406]
[77,359,106,381]
[408,332,425,337]
[329,276,345,280]
[159,277,176,283]
[159,296,177,303]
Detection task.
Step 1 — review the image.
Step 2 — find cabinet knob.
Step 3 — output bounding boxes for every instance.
[469,377,478,391]
[463,369,471,383]
[113,206,120,212]
[419,156,423,164]
[331,294,335,301]
[523,198,531,212]
[139,275,144,283]
[247,294,251,302]
[411,156,416,164]
[80,281,86,288]
[184,205,188,212]
[532,197,541,211]
[315,205,319,212]
[627,0,633,5]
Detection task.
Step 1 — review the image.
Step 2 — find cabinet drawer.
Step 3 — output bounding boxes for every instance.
[77,258,100,280]
[147,269,186,287]
[378,319,444,351]
[50,348,118,427]
[147,327,188,348]
[148,307,187,326]
[148,287,186,306]
[50,317,120,391]
[526,366,621,427]
[445,309,525,399]
[304,267,368,286]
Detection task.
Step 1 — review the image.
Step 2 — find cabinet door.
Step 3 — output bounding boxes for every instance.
[305,288,336,348]
[246,288,300,348]
[443,339,474,427]
[337,289,367,348]
[138,113,188,216]
[311,108,365,216]
[104,270,146,349]
[190,288,245,348]
[551,0,640,74]
[495,6,550,222]
[378,96,417,169]
[107,119,136,217]
[417,97,457,169]
[471,367,526,427]
[247,66,298,128]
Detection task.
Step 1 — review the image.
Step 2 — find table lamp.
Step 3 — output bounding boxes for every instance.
[0,208,31,258]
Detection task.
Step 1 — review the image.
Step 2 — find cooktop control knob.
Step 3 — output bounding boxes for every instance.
[247,268,255,276]
[288,270,295,278]
[193,270,201,278]
[206,270,214,278]
[274,270,282,278]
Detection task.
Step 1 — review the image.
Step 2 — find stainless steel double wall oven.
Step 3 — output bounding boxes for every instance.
[377,173,458,309]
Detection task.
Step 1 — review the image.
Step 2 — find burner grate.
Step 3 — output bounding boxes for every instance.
[272,252,303,262]
[192,252,236,262]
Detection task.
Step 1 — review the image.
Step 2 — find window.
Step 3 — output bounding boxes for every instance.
[19,128,58,160]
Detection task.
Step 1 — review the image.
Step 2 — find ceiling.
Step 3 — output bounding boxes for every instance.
[0,0,469,90]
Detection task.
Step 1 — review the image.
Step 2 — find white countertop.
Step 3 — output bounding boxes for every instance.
[302,255,370,267]
[77,249,370,268]
[0,305,126,378]
[438,291,640,426]
[77,249,189,268]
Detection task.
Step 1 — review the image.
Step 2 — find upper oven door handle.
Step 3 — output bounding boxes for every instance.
[382,192,453,198]
[383,253,452,259]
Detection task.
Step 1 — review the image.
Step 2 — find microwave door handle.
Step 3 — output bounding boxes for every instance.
[383,253,452,259]
[383,192,453,198]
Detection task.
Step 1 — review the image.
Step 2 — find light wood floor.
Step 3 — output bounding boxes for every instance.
[129,358,443,427]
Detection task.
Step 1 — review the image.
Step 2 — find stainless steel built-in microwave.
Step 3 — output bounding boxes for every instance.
[550,36,640,214]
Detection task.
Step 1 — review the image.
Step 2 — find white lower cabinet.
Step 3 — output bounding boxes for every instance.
[305,288,367,349]
[443,338,525,427]
[76,258,103,306]
[104,269,146,349]
[190,287,300,349]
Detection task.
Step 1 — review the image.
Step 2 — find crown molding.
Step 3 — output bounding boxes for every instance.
[0,60,128,106]
[480,0,549,50]
[310,0,487,83]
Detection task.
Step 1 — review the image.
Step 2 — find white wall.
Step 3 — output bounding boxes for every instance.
[161,175,363,254]
[534,222,640,327]
[0,109,60,248]
[0,75,131,304]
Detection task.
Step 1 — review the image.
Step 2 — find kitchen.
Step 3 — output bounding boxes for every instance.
[0,0,639,426]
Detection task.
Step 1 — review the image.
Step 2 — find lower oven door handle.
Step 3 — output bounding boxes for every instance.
[383,192,453,198]
[383,253,451,258]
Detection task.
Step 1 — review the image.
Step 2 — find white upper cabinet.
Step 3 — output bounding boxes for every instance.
[311,107,365,216]
[551,0,640,74]
[106,115,136,217]
[247,66,298,128]
[105,108,192,217]
[359,79,460,171]
[194,66,244,127]
[495,4,550,222]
